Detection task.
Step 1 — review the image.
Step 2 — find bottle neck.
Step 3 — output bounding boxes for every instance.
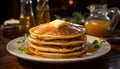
[36,0,49,11]
[20,0,34,16]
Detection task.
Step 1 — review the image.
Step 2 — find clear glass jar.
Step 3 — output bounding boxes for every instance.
[85,4,120,37]
[36,0,50,25]
[19,0,36,35]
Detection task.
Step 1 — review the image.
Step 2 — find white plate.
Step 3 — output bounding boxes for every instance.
[6,35,111,64]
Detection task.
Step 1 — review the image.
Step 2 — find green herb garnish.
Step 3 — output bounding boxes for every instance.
[93,37,105,49]
[18,47,27,52]
[17,33,29,52]
[17,33,29,44]
[72,12,85,21]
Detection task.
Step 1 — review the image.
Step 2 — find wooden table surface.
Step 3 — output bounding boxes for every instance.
[0,35,120,69]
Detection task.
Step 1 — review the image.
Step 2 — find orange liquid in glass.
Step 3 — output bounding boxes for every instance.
[85,20,110,37]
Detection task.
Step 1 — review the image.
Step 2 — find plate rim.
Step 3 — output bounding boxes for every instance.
[6,35,111,63]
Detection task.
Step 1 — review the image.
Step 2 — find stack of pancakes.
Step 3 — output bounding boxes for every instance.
[27,21,87,58]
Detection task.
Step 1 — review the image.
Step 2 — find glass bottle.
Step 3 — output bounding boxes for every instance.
[19,0,36,35]
[36,0,50,25]
[85,4,120,37]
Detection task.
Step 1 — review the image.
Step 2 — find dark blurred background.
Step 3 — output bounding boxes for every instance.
[0,0,119,24]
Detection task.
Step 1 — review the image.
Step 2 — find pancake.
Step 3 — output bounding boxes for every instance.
[29,36,86,46]
[29,22,86,40]
[27,19,87,59]
[28,42,84,53]
[27,45,87,58]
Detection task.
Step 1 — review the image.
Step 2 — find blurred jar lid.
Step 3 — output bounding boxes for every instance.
[4,18,20,25]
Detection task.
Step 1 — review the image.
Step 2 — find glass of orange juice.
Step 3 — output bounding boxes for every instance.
[85,20,110,37]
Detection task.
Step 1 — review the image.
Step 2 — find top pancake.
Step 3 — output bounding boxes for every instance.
[29,22,86,40]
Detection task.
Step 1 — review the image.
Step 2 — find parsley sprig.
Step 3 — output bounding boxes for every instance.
[92,37,105,49]
[17,33,29,52]
[17,33,29,44]
[18,47,28,52]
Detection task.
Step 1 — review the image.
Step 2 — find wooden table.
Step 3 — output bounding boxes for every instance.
[0,35,120,69]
